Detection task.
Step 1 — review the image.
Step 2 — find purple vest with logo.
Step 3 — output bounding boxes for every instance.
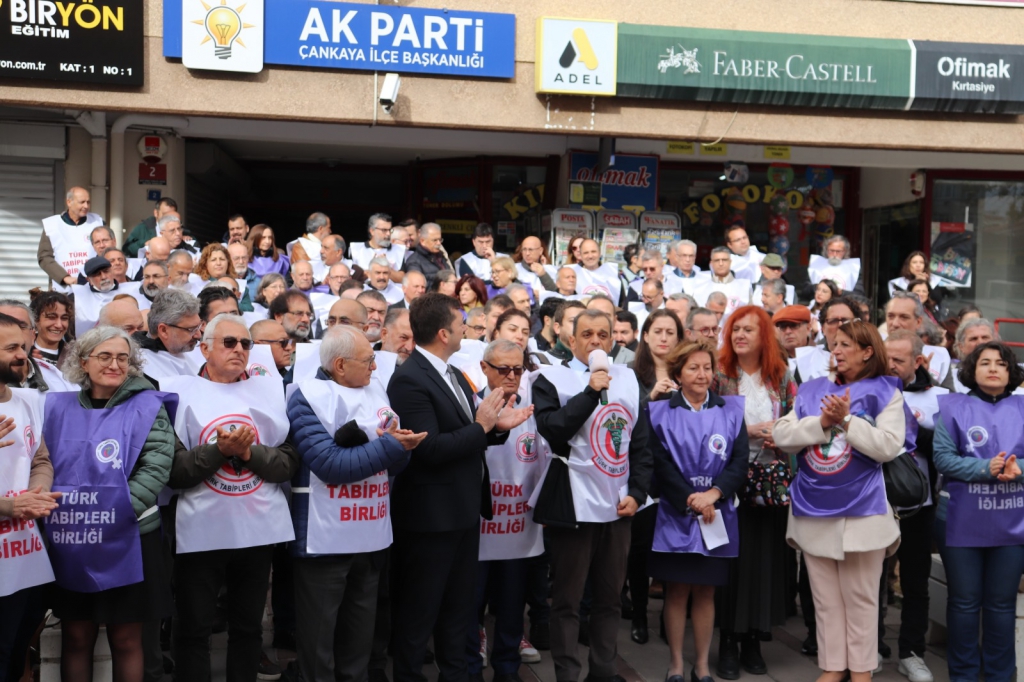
[43,390,176,592]
[937,393,1024,547]
[647,396,745,557]
[791,376,899,518]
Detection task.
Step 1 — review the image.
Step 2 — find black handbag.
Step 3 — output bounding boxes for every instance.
[531,456,578,529]
[883,451,929,516]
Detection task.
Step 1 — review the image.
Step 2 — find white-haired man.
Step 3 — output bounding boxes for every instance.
[807,236,864,295]
[350,213,406,284]
[38,186,105,291]
[287,324,424,682]
[364,257,404,305]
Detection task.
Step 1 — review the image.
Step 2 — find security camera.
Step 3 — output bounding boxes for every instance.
[380,73,401,114]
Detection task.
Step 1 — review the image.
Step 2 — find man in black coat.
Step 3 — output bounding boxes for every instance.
[387,293,532,682]
[403,223,452,290]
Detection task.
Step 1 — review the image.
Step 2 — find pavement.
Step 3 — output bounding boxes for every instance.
[224,591,950,682]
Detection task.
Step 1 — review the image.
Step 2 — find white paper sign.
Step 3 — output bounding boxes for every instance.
[699,510,730,551]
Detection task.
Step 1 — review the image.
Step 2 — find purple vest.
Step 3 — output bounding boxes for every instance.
[791,376,899,518]
[647,396,745,557]
[251,255,290,278]
[43,390,175,592]
[938,393,1024,547]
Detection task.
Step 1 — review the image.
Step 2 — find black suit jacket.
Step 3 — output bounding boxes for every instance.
[387,348,507,533]
[388,299,408,312]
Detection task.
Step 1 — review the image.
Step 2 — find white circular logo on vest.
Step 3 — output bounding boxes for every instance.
[377,406,399,430]
[967,426,989,450]
[516,432,539,463]
[582,284,610,296]
[807,429,853,475]
[95,439,122,469]
[200,414,264,496]
[588,404,634,477]
[24,425,35,451]
[708,434,728,460]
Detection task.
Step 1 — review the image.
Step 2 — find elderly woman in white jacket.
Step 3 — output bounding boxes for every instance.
[773,320,904,682]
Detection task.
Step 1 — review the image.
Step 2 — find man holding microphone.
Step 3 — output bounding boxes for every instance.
[532,309,653,682]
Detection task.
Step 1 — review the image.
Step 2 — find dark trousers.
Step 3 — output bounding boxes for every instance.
[392,527,480,682]
[549,518,632,682]
[144,518,175,682]
[626,504,657,623]
[466,559,528,675]
[295,551,382,682]
[935,516,1024,682]
[896,506,934,659]
[172,544,274,682]
[272,543,296,641]
[0,584,44,682]
[369,548,392,672]
[525,545,551,628]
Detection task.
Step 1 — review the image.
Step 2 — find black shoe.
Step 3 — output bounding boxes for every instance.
[739,633,767,675]
[690,668,715,682]
[368,669,389,682]
[620,592,634,621]
[801,633,818,657]
[530,621,551,651]
[716,632,740,680]
[494,674,524,682]
[666,674,685,682]
[578,618,590,647]
[878,639,891,658]
[282,661,305,682]
[583,675,626,682]
[424,647,435,664]
[258,651,283,681]
[272,632,297,652]
[631,620,649,644]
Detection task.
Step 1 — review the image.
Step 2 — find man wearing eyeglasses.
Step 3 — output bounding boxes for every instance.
[532,309,652,682]
[685,308,721,344]
[884,292,951,385]
[806,236,864,296]
[270,290,315,345]
[134,287,204,382]
[357,291,389,345]
[405,223,453,290]
[73,256,148,336]
[694,247,753,319]
[350,213,407,284]
[250,320,294,377]
[725,225,766,284]
[164,314,299,682]
[772,306,813,375]
[466,339,546,682]
[793,296,859,385]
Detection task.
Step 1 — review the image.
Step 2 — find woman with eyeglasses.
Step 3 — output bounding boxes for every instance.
[646,339,750,682]
[46,326,177,682]
[712,305,796,680]
[773,320,904,682]
[487,257,535,304]
[932,341,1024,682]
[246,225,291,279]
[162,314,298,682]
[622,309,686,644]
[795,296,859,386]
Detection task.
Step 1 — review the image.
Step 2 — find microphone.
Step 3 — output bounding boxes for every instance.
[588,349,610,406]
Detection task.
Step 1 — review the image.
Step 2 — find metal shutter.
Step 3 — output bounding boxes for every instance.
[0,159,56,301]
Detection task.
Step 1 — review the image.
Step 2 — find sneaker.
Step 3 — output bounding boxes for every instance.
[898,654,934,682]
[873,654,883,675]
[479,625,488,668]
[258,651,283,681]
[519,637,541,663]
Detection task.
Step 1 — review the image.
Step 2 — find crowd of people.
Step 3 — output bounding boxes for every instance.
[1,186,1021,682]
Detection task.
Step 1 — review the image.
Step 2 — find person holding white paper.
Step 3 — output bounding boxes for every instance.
[646,339,750,682]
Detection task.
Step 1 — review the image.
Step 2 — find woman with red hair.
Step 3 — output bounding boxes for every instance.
[455,274,488,317]
[712,305,797,680]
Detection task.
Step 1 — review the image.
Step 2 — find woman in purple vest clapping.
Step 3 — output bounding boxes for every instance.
[932,341,1024,682]
[773,321,904,682]
[646,339,750,682]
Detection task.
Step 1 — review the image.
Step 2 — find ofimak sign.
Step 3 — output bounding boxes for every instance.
[164,0,515,78]
[536,20,1024,114]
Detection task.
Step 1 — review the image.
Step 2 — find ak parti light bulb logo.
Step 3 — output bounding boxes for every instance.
[192,0,254,59]
[559,28,599,71]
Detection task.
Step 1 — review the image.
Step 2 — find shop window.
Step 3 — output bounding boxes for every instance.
[660,166,849,285]
[931,179,1024,335]
[492,164,547,252]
